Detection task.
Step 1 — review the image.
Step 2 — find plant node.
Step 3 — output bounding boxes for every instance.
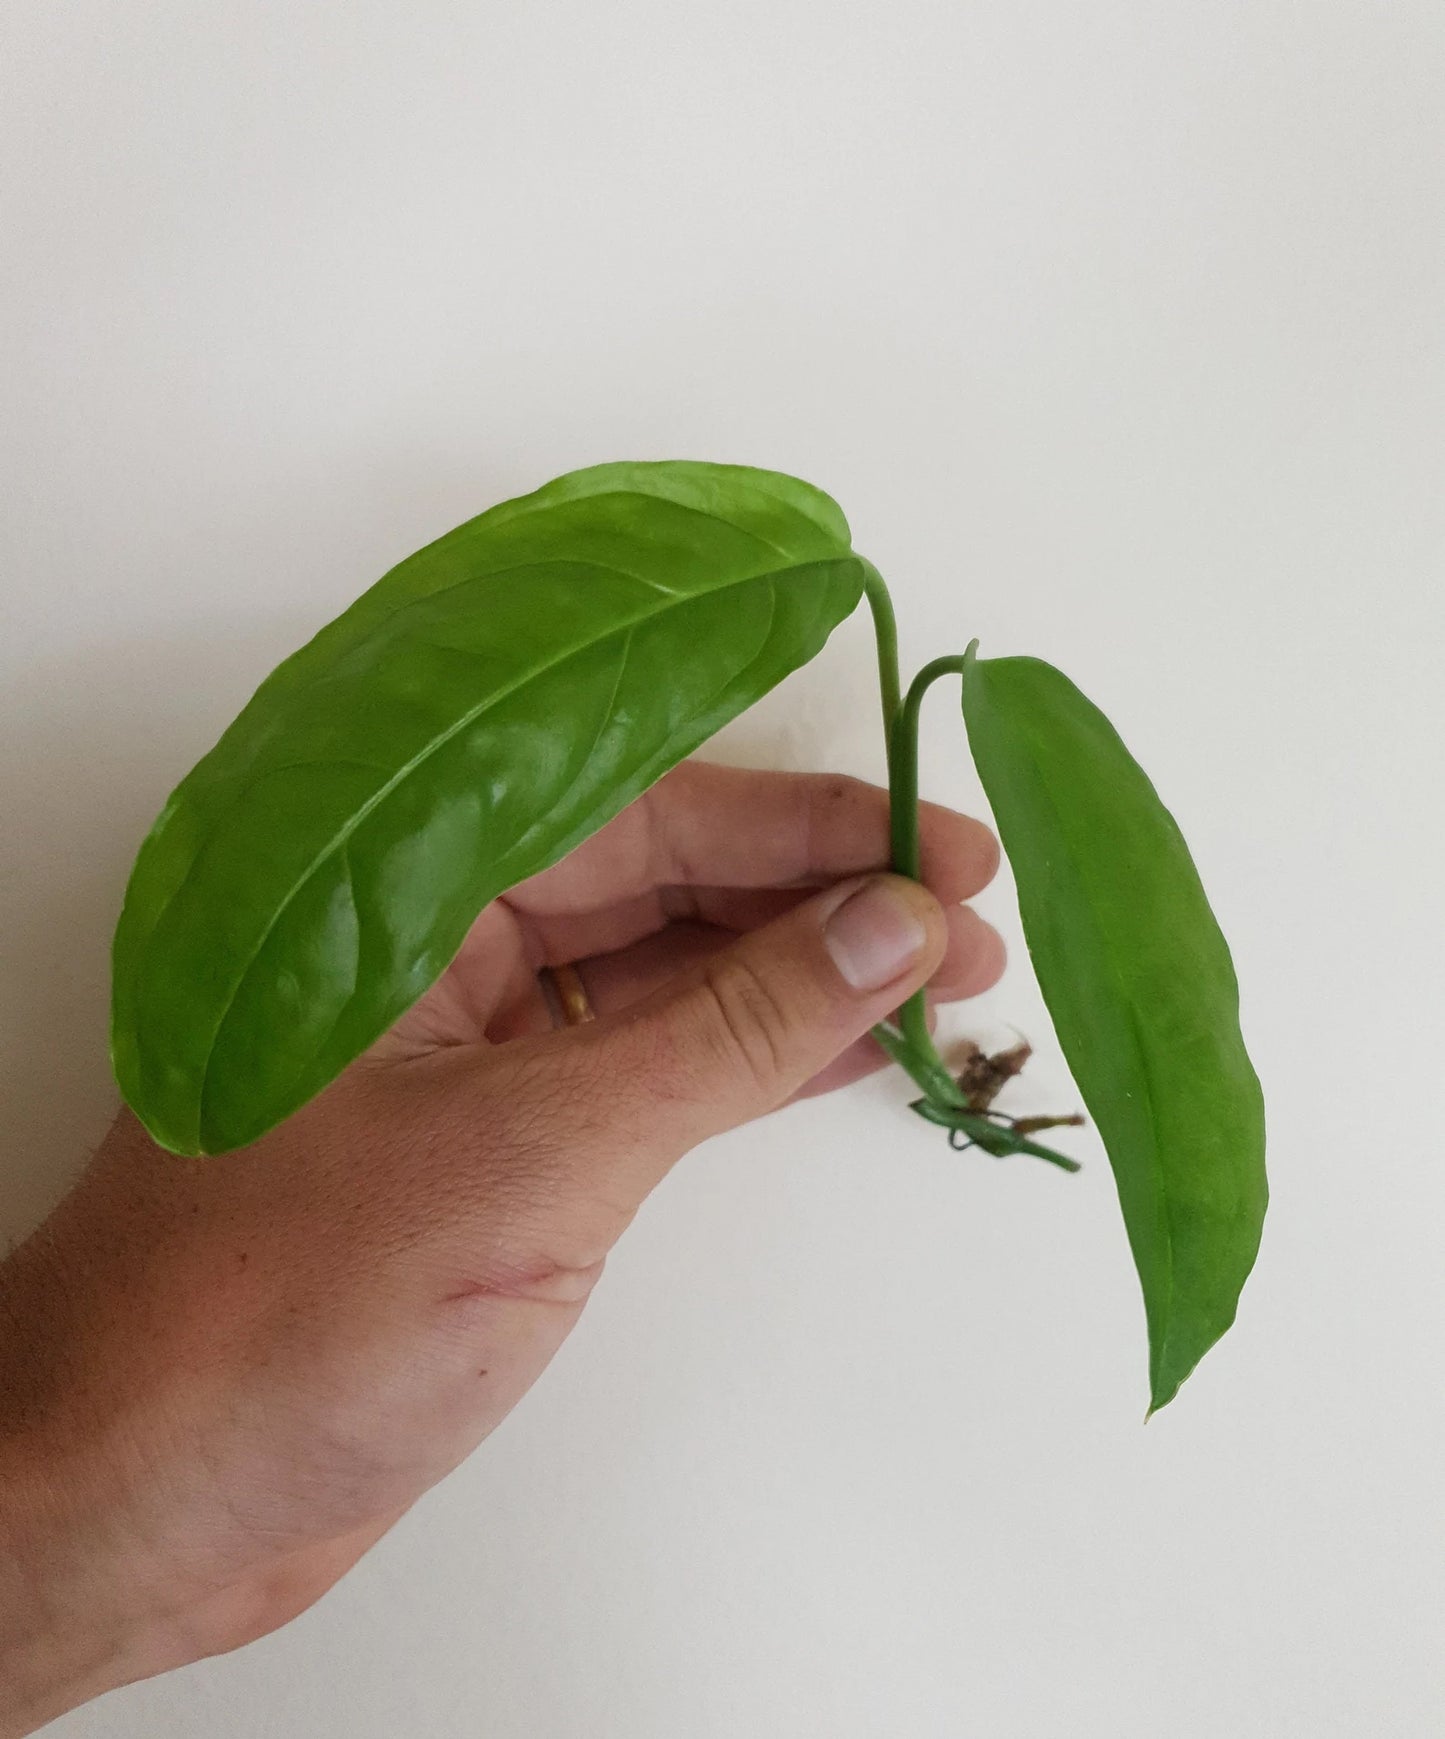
[920,1035,1086,1164]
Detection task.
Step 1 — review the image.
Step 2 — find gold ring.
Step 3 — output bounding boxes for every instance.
[541,961,595,1028]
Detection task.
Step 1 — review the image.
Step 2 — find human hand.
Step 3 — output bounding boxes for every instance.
[0,762,1003,1732]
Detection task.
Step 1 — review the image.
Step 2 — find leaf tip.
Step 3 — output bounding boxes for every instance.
[1145,1364,1188,1419]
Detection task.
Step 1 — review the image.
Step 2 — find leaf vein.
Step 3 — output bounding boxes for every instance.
[186,560,851,1134]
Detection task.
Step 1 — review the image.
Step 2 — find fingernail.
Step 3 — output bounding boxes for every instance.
[824,878,930,992]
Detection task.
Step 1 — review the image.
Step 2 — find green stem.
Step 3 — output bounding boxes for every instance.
[862,570,963,1109]
[861,563,902,736]
[869,1019,965,1108]
[858,596,1080,1174]
[909,1097,1083,1171]
[886,651,975,1071]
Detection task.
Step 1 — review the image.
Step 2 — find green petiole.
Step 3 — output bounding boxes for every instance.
[862,573,1079,1173]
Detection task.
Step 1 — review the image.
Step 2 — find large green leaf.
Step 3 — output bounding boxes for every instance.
[960,646,1266,1411]
[112,461,869,1155]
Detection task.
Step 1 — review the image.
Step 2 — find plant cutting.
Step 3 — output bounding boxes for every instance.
[110,460,1266,1412]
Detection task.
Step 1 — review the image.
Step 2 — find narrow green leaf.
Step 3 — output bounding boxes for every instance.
[960,645,1266,1411]
[112,461,867,1155]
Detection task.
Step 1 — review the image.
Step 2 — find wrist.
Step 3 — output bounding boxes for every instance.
[0,1202,186,1734]
[0,1443,164,1736]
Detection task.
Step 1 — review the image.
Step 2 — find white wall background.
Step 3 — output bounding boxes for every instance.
[4,3,1442,1734]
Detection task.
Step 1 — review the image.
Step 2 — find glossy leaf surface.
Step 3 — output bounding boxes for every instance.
[113,462,868,1155]
[960,647,1266,1410]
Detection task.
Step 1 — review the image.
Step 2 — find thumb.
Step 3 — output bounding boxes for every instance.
[586,873,948,1171]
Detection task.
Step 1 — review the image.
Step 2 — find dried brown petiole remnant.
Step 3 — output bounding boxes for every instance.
[952,1035,1085,1134]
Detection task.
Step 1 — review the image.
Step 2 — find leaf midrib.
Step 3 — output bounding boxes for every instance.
[187,553,857,1141]
[992,679,1177,1370]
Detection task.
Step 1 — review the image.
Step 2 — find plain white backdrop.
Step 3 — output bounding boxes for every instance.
[3,3,1442,1734]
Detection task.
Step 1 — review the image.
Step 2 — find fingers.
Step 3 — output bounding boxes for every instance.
[545,873,951,1206]
[380,759,1005,1063]
[381,880,999,1269]
[575,905,1005,1111]
[548,902,1005,1032]
[936,903,1009,1000]
[503,763,999,934]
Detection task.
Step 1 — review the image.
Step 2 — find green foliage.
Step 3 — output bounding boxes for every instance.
[111,462,867,1155]
[960,645,1267,1410]
[110,458,1265,1409]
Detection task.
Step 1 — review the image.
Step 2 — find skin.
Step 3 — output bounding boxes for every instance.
[0,762,1004,1734]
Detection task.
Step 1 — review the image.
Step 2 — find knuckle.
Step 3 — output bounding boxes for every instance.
[692,953,794,1101]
